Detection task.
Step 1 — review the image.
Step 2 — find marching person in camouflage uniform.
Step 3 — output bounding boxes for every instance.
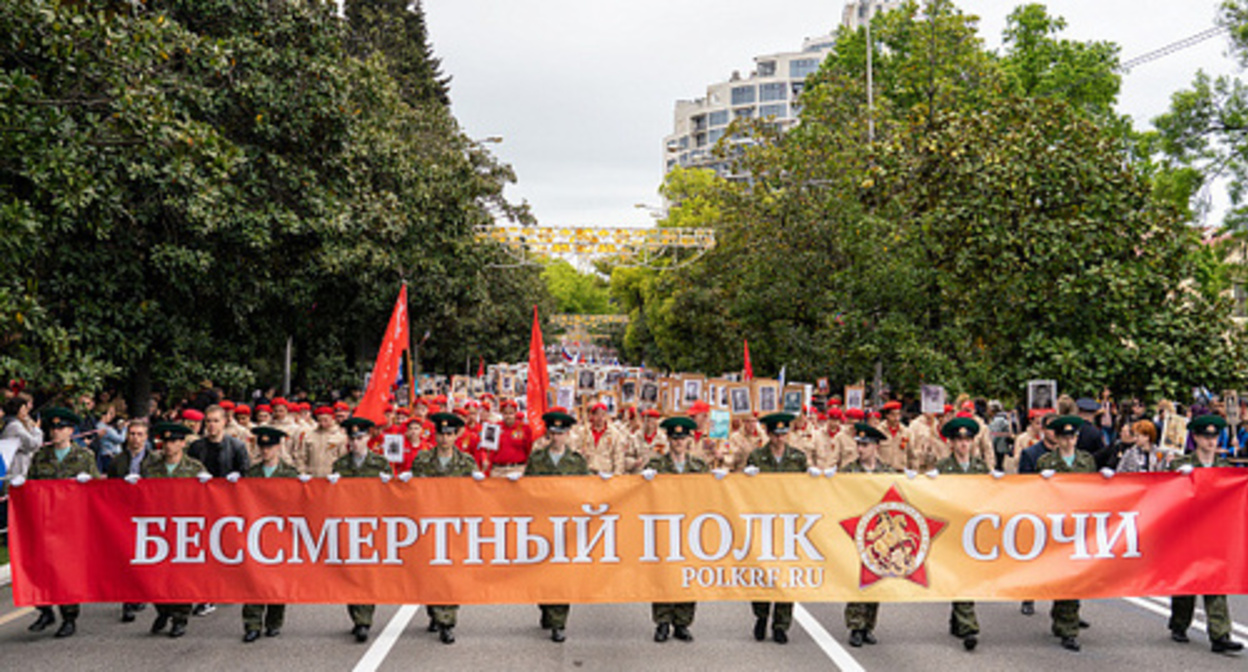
[843,422,895,648]
[333,417,393,643]
[411,412,479,644]
[746,412,808,645]
[241,427,298,644]
[1035,415,1095,652]
[525,408,590,643]
[25,407,100,638]
[1168,415,1245,654]
[645,416,708,643]
[142,422,207,638]
[936,417,990,651]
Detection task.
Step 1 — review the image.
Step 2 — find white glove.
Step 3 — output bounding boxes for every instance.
[225,472,241,483]
[378,472,392,483]
[807,467,822,477]
[399,472,413,483]
[990,470,1005,480]
[471,471,485,481]
[641,468,657,481]
[506,471,522,482]
[1099,468,1115,479]
[124,473,141,484]
[326,473,341,484]
[743,466,760,477]
[297,473,312,483]
[598,471,613,480]
[712,468,729,480]
[904,469,918,480]
[197,472,212,483]
[1040,469,1056,479]
[75,472,92,483]
[823,467,837,477]
[925,469,939,479]
[8,475,24,487]
[1177,464,1195,475]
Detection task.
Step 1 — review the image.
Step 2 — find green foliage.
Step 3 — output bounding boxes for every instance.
[543,260,612,315]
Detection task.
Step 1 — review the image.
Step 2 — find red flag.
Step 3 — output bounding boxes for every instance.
[477,356,485,379]
[354,285,410,425]
[743,339,754,382]
[526,305,550,439]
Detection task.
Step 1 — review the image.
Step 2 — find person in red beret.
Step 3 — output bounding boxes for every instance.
[489,399,532,478]
[254,404,273,426]
[625,408,667,473]
[684,401,728,468]
[451,407,486,469]
[877,400,912,471]
[293,407,347,477]
[569,403,628,474]
[728,413,766,471]
[333,401,352,424]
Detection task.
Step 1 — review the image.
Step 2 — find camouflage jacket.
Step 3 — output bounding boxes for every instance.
[1036,449,1096,474]
[746,445,809,473]
[526,448,590,476]
[141,456,207,479]
[1170,453,1231,470]
[246,461,300,478]
[935,455,990,475]
[411,449,477,478]
[26,445,100,480]
[842,459,897,474]
[332,451,393,478]
[645,452,709,474]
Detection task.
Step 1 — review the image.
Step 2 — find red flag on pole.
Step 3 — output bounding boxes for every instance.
[477,356,485,379]
[354,284,410,425]
[743,339,754,382]
[526,305,550,439]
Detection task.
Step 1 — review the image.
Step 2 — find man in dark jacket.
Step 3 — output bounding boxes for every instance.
[187,405,249,477]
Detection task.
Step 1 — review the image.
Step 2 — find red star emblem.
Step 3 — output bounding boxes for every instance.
[839,484,946,589]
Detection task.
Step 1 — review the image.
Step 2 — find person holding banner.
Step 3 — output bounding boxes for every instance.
[1035,415,1096,652]
[644,416,709,643]
[241,427,298,644]
[411,412,479,644]
[936,417,990,652]
[570,403,627,475]
[525,408,590,642]
[141,422,207,639]
[489,399,532,478]
[728,413,765,471]
[332,417,393,643]
[746,412,808,645]
[1168,415,1245,654]
[843,422,895,648]
[625,408,667,474]
[23,407,99,638]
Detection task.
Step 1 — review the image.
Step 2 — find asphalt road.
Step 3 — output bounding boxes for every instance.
[1,582,1245,671]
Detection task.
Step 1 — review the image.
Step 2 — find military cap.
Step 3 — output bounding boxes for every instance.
[642,408,662,418]
[252,426,287,448]
[941,416,980,439]
[500,399,518,410]
[1075,398,1101,413]
[1189,414,1227,437]
[853,422,887,443]
[760,412,796,435]
[41,407,80,431]
[589,402,608,413]
[341,417,375,439]
[272,397,290,409]
[659,416,698,439]
[1046,415,1084,437]
[152,422,193,442]
[845,408,865,421]
[542,410,577,434]
[430,412,465,435]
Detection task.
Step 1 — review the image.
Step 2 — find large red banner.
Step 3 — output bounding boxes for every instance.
[9,470,1248,606]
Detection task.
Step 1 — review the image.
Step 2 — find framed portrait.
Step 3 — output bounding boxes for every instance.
[478,423,501,452]
[605,369,624,387]
[782,384,805,414]
[500,373,515,397]
[598,392,619,416]
[728,384,753,417]
[576,367,597,393]
[753,379,780,414]
[817,377,830,394]
[383,434,405,463]
[682,375,705,406]
[639,380,659,406]
[1027,380,1057,411]
[845,385,865,411]
[620,378,638,405]
[556,382,576,410]
[709,379,731,408]
[920,384,946,415]
[451,376,469,397]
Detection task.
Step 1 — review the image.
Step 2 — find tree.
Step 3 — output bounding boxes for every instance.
[345,0,451,107]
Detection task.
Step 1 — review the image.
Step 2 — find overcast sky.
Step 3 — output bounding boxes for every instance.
[424,0,1240,228]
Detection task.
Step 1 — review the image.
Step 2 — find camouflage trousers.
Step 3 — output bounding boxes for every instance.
[1050,600,1081,638]
[652,602,696,626]
[950,601,978,637]
[427,604,459,627]
[156,603,192,626]
[37,605,79,621]
[348,604,375,627]
[242,604,286,631]
[752,602,793,631]
[1170,595,1231,640]
[539,604,570,629]
[845,602,879,631]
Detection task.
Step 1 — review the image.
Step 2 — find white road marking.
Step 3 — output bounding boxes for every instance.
[1129,596,1248,638]
[351,604,420,672]
[794,603,866,672]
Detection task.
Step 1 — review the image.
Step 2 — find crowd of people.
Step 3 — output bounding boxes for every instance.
[1,377,1245,655]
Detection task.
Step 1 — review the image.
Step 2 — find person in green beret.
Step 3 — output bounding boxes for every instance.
[746,412,808,645]
[412,412,478,644]
[525,409,590,643]
[843,422,894,648]
[1035,415,1095,652]
[333,417,393,643]
[25,407,99,638]
[1168,415,1244,654]
[142,422,207,638]
[240,427,298,644]
[937,417,990,652]
[645,416,709,643]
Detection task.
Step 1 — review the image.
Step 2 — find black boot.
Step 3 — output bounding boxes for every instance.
[849,629,864,647]
[150,614,169,634]
[773,628,788,644]
[1020,601,1035,616]
[963,634,978,651]
[122,605,137,623]
[1060,636,1080,652]
[673,625,693,642]
[753,616,767,641]
[551,627,566,643]
[169,621,187,638]
[439,625,455,645]
[862,630,878,645]
[654,623,670,643]
[54,619,76,638]
[243,630,260,643]
[265,627,281,638]
[29,608,55,632]
[1171,629,1190,643]
[427,618,438,633]
[1212,635,1244,653]
[352,624,369,643]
